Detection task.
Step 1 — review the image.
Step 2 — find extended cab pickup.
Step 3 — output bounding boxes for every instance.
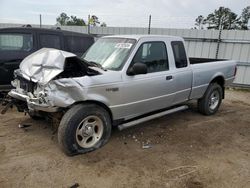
[8,35,237,155]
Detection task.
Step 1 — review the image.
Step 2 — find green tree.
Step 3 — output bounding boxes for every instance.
[56,13,106,27]
[195,15,205,29]
[56,12,69,25]
[205,7,240,30]
[56,13,86,26]
[89,15,100,26]
[240,6,250,30]
[67,16,86,26]
[100,22,107,27]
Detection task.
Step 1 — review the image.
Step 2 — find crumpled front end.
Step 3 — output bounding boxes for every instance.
[9,70,60,112]
[9,48,101,113]
[9,77,88,112]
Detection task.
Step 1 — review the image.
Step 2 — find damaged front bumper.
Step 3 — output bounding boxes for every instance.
[8,90,60,113]
[6,48,104,114]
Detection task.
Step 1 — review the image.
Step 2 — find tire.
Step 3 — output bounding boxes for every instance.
[198,83,223,115]
[58,103,111,156]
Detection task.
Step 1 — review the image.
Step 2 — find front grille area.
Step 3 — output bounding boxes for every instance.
[17,76,35,92]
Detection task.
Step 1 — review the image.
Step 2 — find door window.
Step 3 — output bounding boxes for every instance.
[132,42,169,73]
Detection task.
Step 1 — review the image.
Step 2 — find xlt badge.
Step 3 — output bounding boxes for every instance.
[106,87,119,92]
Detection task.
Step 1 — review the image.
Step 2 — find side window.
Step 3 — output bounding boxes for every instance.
[171,41,188,68]
[66,36,93,54]
[132,42,169,73]
[0,33,33,51]
[40,34,61,49]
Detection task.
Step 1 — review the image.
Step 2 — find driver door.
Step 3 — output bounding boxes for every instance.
[118,41,176,120]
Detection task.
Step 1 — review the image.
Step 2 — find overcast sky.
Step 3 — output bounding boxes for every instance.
[0,0,249,28]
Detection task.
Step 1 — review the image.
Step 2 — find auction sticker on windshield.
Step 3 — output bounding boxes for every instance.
[115,43,133,49]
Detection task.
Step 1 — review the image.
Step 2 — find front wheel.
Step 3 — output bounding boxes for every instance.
[58,104,111,155]
[198,83,223,115]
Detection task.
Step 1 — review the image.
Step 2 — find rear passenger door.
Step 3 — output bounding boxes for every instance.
[120,41,176,120]
[38,32,62,50]
[171,41,193,104]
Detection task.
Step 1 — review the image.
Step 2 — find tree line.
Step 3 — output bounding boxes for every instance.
[195,6,250,30]
[56,13,107,27]
[56,7,250,30]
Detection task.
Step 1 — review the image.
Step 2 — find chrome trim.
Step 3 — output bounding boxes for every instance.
[192,83,209,89]
[118,105,189,130]
[8,90,28,101]
[225,76,235,81]
[28,102,59,113]
[8,90,59,113]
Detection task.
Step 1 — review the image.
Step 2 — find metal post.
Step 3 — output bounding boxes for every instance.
[148,15,151,35]
[215,22,222,59]
[88,15,90,34]
[39,14,42,28]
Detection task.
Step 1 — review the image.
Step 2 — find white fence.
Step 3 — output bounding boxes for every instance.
[1,23,250,87]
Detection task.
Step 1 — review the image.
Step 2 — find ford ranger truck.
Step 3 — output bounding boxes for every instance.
[7,35,237,155]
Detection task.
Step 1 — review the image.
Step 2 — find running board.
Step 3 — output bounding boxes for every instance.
[118,105,189,130]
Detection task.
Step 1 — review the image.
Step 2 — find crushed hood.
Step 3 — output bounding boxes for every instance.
[19,48,77,85]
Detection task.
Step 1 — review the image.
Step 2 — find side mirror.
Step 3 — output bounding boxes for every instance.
[127,62,147,75]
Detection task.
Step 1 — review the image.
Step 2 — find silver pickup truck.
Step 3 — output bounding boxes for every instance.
[8,35,237,155]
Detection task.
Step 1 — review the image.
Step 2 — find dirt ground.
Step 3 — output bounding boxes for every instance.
[0,89,249,188]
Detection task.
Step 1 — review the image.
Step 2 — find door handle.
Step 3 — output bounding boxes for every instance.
[166,75,173,80]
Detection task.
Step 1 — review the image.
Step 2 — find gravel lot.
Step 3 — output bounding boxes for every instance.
[0,89,249,188]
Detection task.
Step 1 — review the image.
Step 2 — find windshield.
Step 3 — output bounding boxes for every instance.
[82,38,136,70]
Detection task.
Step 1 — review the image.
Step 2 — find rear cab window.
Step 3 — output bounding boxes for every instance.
[0,33,33,51]
[171,41,188,68]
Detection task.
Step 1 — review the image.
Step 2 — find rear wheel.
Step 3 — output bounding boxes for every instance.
[198,83,223,115]
[58,104,111,155]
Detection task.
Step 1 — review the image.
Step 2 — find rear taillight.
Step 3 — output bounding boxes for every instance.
[234,66,237,76]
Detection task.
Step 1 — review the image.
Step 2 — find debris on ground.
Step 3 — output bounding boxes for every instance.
[164,166,198,181]
[69,183,79,188]
[186,180,204,188]
[142,143,152,149]
[18,124,32,129]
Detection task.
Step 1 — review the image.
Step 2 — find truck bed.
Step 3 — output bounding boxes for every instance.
[189,57,225,64]
[189,59,236,100]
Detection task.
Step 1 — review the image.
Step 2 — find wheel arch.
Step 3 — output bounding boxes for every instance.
[69,100,114,124]
[210,75,225,99]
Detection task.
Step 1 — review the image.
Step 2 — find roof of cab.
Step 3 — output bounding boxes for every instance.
[103,35,183,41]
